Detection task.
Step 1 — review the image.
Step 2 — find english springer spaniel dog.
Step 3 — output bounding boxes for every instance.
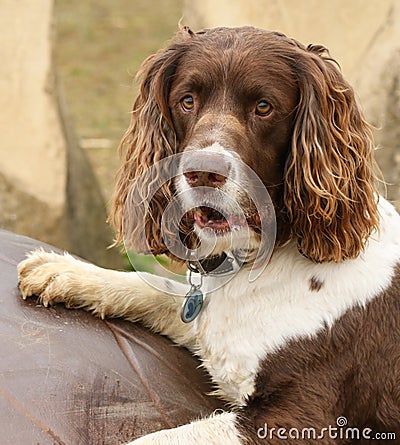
[18,27,400,444]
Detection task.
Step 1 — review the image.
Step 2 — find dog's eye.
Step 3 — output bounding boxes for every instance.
[181,95,195,112]
[255,100,272,116]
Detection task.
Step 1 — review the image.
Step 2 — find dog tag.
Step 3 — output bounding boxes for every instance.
[181,285,203,323]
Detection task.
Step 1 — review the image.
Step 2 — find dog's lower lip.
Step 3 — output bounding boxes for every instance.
[193,212,230,230]
[193,207,247,231]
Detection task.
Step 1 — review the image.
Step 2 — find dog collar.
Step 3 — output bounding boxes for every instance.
[181,250,253,323]
[187,251,238,275]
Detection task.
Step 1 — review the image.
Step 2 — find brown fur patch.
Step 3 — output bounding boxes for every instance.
[309,276,324,292]
[237,264,400,444]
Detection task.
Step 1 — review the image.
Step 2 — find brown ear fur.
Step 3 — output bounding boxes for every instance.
[109,28,192,254]
[284,44,380,262]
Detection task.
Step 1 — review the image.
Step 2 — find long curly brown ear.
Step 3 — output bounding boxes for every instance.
[109,28,192,254]
[284,44,380,262]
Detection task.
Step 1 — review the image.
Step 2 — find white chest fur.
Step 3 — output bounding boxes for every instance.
[193,198,400,406]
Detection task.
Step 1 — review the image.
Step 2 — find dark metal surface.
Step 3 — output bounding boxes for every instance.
[0,230,223,444]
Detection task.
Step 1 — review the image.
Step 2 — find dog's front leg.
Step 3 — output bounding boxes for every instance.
[128,412,244,445]
[18,249,194,347]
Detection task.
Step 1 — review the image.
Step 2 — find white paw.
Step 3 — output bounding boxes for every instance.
[126,413,244,445]
[17,249,89,307]
[126,429,186,445]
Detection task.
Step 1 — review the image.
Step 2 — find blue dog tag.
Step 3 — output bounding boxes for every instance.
[181,286,203,323]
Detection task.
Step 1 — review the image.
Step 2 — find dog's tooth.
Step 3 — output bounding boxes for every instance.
[195,208,205,217]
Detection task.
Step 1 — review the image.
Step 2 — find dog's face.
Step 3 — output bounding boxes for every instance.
[169,32,299,252]
[112,27,379,264]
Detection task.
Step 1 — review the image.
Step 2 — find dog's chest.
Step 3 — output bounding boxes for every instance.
[190,260,297,404]
[191,224,400,406]
[193,270,295,405]
[195,289,266,405]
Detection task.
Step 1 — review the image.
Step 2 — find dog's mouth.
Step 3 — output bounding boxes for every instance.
[191,206,260,233]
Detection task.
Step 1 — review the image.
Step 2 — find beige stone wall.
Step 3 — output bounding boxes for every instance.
[0,0,66,210]
[0,0,67,248]
[185,0,392,80]
[184,0,400,207]
[0,0,122,267]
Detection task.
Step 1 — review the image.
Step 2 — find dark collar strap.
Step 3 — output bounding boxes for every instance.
[188,251,246,276]
[200,252,234,274]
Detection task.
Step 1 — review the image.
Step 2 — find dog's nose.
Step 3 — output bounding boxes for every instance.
[182,151,231,188]
[184,170,227,188]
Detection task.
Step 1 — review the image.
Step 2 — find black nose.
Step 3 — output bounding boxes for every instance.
[182,151,231,188]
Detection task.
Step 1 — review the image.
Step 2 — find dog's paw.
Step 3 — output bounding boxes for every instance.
[126,425,200,445]
[126,430,181,445]
[126,413,244,445]
[18,249,86,307]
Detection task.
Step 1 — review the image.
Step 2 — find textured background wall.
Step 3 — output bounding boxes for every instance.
[184,0,400,207]
[1,1,399,267]
[0,0,121,267]
[0,0,67,237]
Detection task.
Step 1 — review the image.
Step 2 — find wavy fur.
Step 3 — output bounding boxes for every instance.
[284,43,379,262]
[109,29,191,254]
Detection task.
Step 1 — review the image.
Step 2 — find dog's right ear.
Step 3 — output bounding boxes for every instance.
[284,44,379,263]
[109,27,193,254]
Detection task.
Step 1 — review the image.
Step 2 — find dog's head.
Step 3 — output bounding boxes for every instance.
[110,26,379,263]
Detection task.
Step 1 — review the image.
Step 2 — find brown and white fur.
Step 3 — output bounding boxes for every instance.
[18,27,400,444]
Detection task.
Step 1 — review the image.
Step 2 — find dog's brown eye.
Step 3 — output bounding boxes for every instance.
[255,100,272,116]
[181,95,195,111]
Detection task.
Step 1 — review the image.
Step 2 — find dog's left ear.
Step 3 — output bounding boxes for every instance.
[109,27,193,254]
[284,44,380,262]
